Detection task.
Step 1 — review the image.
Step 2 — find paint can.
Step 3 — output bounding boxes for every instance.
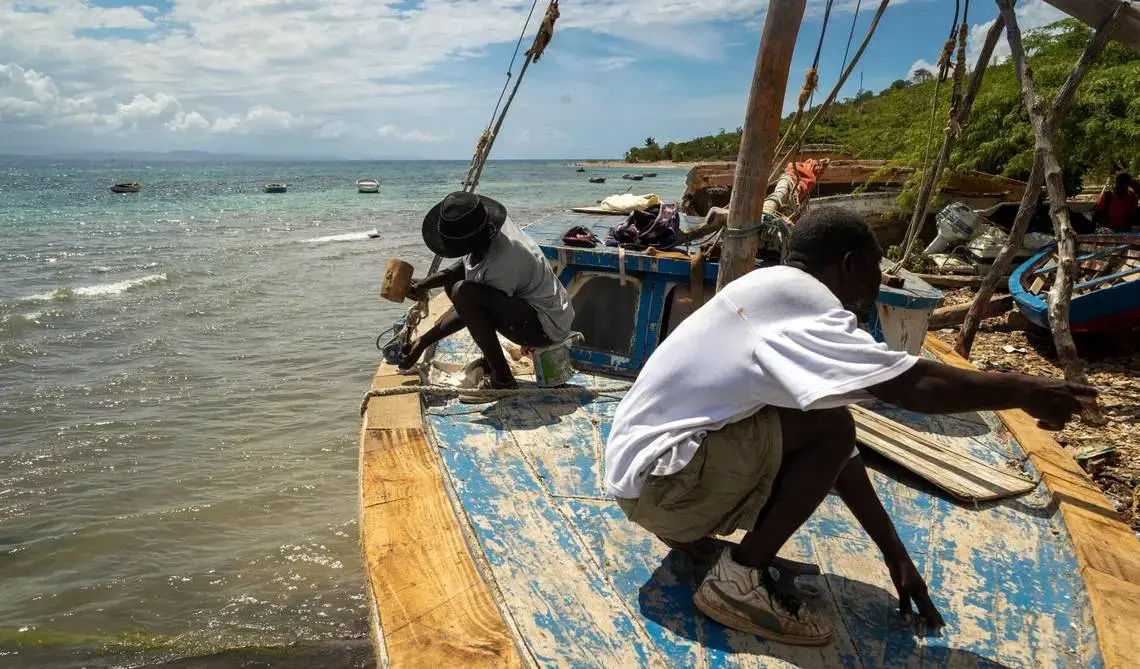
[380,259,414,302]
[531,332,583,388]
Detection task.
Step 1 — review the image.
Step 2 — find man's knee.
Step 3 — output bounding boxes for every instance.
[447,280,478,303]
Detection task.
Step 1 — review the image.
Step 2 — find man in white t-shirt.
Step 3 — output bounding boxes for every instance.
[604,207,1095,646]
[398,192,574,389]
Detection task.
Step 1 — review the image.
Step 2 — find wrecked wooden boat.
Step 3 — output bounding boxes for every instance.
[1009,233,1140,333]
[681,160,1028,220]
[358,211,1135,668]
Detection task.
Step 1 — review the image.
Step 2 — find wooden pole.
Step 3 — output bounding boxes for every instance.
[990,0,1123,425]
[716,0,807,291]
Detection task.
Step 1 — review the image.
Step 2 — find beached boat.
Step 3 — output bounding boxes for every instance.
[110,183,141,193]
[1009,233,1140,333]
[357,178,380,193]
[264,183,287,193]
[359,211,1134,668]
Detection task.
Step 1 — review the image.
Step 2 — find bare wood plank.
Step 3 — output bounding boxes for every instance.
[929,293,1013,329]
[716,0,806,290]
[359,291,524,668]
[925,333,1140,669]
[851,405,1034,501]
[359,428,523,668]
[913,272,985,289]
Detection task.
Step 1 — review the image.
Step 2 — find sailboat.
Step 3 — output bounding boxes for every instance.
[358,1,1140,667]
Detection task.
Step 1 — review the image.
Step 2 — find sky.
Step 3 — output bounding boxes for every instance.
[0,0,1072,160]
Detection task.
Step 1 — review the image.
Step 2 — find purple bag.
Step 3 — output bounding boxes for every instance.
[605,203,681,250]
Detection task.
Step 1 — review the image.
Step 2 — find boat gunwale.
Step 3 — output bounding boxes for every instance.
[359,295,1140,667]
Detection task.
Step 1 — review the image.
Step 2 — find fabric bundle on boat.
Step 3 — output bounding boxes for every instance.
[606,203,681,250]
[598,193,661,214]
[561,225,599,248]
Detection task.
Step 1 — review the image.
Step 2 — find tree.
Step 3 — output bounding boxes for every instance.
[911,68,934,84]
[889,79,912,91]
[645,137,658,148]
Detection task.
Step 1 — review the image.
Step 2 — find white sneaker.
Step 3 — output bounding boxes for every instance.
[694,549,833,646]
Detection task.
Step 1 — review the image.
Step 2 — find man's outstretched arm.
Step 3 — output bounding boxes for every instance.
[834,454,944,628]
[867,359,1096,428]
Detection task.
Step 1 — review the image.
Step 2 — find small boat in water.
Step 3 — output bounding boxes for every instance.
[588,176,606,184]
[264,183,287,193]
[622,174,643,181]
[110,183,141,193]
[1009,233,1140,333]
[357,178,380,193]
[642,172,657,178]
[576,167,586,172]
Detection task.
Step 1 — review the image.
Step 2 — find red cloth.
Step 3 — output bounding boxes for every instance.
[1095,189,1138,231]
[784,159,827,201]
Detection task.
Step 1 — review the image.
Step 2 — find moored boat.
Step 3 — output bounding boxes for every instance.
[357,178,380,193]
[1009,233,1140,332]
[588,176,606,184]
[264,183,287,193]
[110,183,141,193]
[622,174,644,181]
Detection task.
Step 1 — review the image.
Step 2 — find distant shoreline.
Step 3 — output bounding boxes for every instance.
[572,160,714,169]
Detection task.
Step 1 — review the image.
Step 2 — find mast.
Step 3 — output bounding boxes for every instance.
[716,0,808,291]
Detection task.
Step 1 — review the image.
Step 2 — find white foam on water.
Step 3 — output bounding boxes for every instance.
[300,229,379,244]
[21,273,168,303]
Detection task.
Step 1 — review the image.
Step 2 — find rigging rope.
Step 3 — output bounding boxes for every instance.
[838,0,863,76]
[891,5,970,272]
[389,1,560,354]
[768,0,890,185]
[770,0,836,172]
[360,382,632,417]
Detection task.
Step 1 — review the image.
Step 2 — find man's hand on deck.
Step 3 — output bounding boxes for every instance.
[886,553,944,629]
[406,279,428,302]
[1021,377,1097,429]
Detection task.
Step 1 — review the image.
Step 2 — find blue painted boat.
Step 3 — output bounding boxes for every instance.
[359,212,1138,668]
[1009,233,1140,333]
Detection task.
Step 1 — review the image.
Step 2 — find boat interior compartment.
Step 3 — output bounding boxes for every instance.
[398,212,1104,667]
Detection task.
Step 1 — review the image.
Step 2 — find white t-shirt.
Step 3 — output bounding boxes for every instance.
[603,265,918,499]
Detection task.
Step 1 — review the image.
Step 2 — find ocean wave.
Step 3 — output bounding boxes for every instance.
[20,274,168,303]
[300,230,380,244]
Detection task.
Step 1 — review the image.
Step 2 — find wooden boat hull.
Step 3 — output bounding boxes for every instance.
[110,183,141,193]
[360,218,1140,668]
[360,320,1138,667]
[1009,233,1140,333]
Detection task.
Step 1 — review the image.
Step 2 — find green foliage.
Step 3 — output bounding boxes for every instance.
[625,19,1140,191]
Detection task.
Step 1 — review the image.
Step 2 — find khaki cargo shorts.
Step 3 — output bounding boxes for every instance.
[616,406,783,544]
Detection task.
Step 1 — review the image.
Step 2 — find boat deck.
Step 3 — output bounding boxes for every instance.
[409,331,1100,668]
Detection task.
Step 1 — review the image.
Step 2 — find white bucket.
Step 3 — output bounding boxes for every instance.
[531,332,583,388]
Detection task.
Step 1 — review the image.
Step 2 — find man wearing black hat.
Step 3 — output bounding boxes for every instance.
[398,191,575,388]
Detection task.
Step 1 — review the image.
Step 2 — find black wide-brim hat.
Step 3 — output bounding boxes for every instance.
[422,191,508,258]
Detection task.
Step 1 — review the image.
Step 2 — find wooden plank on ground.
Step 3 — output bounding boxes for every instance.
[924,333,1140,669]
[850,405,1035,502]
[928,294,1013,329]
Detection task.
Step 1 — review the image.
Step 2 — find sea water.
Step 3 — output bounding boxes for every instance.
[0,158,686,668]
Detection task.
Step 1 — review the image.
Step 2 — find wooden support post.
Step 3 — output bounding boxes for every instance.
[716,0,807,291]
[990,0,1123,425]
[896,17,1005,266]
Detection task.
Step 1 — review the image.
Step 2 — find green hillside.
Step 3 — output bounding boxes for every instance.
[625,19,1140,194]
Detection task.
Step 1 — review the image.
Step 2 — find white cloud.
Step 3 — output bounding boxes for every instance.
[595,56,637,71]
[313,120,350,139]
[377,124,451,143]
[967,0,1068,66]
